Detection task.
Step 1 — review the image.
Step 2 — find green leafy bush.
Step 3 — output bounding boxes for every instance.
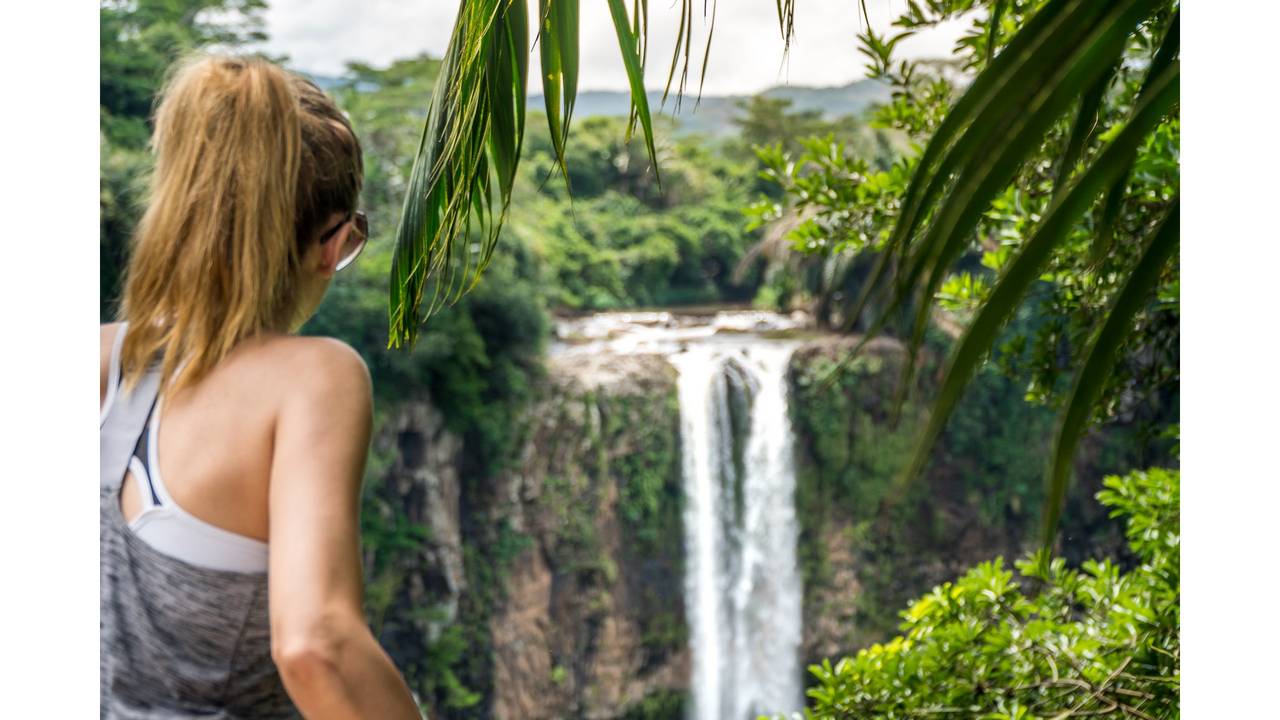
[797,467,1179,719]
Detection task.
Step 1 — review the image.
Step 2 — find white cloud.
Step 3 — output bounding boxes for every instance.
[260,0,974,95]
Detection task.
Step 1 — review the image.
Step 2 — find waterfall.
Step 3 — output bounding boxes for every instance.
[551,310,808,719]
[672,342,803,720]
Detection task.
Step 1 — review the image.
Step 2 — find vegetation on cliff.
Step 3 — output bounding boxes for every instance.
[787,336,1171,665]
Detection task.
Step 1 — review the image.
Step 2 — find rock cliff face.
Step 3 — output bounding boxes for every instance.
[366,352,689,719]
[486,352,689,719]
[786,335,924,659]
[366,333,1144,717]
[364,400,468,685]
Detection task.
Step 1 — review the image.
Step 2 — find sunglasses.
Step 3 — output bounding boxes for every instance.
[318,210,369,272]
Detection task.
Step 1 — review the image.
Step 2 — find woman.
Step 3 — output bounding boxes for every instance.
[99,54,422,719]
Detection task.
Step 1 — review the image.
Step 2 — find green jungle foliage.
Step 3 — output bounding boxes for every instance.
[620,689,690,720]
[752,1,1178,413]
[749,0,1179,553]
[789,333,1171,653]
[506,115,758,309]
[102,1,1179,717]
[377,0,915,343]
[795,466,1179,720]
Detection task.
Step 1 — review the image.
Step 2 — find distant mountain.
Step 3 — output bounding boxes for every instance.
[306,66,892,139]
[305,73,347,92]
[532,78,892,137]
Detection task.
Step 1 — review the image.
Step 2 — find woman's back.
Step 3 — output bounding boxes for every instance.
[100,322,390,718]
[100,323,303,718]
[102,322,317,547]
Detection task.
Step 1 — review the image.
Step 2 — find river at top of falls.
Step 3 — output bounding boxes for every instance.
[554,310,805,720]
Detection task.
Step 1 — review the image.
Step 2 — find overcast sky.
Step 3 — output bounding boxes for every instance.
[259,0,974,96]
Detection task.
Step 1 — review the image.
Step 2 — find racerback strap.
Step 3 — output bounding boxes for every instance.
[100,323,163,491]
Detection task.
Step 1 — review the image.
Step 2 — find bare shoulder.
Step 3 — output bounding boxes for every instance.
[261,337,374,495]
[254,335,372,409]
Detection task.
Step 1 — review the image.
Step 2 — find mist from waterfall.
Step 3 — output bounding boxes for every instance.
[672,342,803,720]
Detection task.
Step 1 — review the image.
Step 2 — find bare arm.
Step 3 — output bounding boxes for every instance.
[267,340,421,719]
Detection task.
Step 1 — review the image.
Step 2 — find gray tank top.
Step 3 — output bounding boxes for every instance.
[100,337,299,719]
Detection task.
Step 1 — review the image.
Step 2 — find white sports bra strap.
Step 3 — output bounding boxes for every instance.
[100,320,129,427]
[127,389,269,573]
[102,323,269,573]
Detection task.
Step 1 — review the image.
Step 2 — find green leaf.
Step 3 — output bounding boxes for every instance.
[903,0,1159,321]
[985,0,1007,64]
[1053,58,1118,201]
[387,0,529,347]
[539,0,580,182]
[842,0,1106,332]
[1094,8,1179,264]
[892,0,1160,395]
[1042,197,1179,553]
[605,0,661,188]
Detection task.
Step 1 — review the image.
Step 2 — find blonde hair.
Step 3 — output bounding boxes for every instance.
[118,54,362,397]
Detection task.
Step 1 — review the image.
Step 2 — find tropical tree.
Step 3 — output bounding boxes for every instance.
[841,0,1179,554]
[391,0,1178,552]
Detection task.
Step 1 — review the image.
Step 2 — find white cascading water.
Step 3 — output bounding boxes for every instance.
[671,343,803,720]
[552,311,805,719]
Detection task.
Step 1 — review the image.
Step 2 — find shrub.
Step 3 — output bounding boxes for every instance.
[797,467,1179,719]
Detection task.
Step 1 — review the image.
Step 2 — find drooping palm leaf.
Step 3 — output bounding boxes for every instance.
[391,0,802,342]
[606,0,659,184]
[886,0,1160,401]
[1042,197,1178,552]
[1094,8,1179,264]
[818,0,1180,550]
[901,0,1154,327]
[777,0,796,54]
[660,0,719,112]
[985,0,1007,63]
[887,58,1179,518]
[388,0,528,347]
[842,0,1104,333]
[538,0,579,181]
[1053,58,1118,201]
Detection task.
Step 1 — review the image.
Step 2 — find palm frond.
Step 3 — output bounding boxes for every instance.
[1053,58,1117,201]
[1042,197,1178,553]
[659,0,719,112]
[538,0,579,182]
[985,0,1007,63]
[843,0,1104,333]
[606,0,659,185]
[1094,8,1179,264]
[776,0,796,53]
[387,0,528,347]
[889,0,1159,399]
[887,56,1179,511]
[390,0,803,341]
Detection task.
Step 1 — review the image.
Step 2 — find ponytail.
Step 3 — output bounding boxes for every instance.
[118,54,361,397]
